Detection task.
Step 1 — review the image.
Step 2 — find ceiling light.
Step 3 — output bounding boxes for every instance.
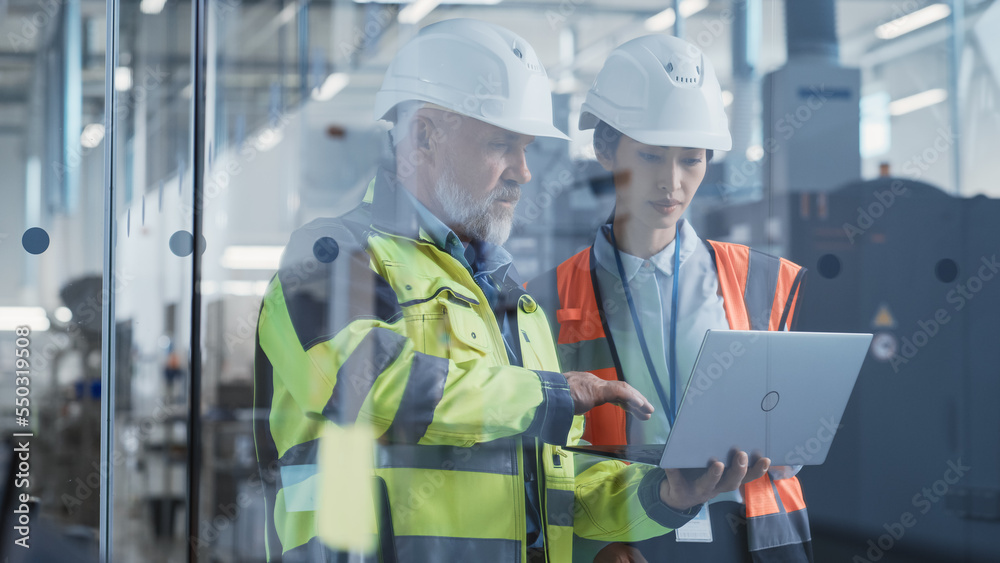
[0,307,50,332]
[115,67,132,91]
[312,73,350,102]
[645,0,708,32]
[221,246,285,270]
[253,127,284,152]
[220,280,271,296]
[276,2,298,26]
[721,90,734,107]
[353,0,500,4]
[140,0,167,15]
[679,0,709,18]
[746,144,764,162]
[398,0,440,25]
[81,123,105,148]
[200,281,218,296]
[875,3,951,40]
[860,92,891,158]
[888,88,947,116]
[55,307,73,322]
[645,8,676,31]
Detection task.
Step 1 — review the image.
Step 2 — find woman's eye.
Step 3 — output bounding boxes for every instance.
[683,158,703,166]
[639,152,662,163]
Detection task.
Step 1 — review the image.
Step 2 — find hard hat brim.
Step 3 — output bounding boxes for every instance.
[580,110,731,151]
[579,111,600,131]
[624,129,733,152]
[498,117,571,141]
[377,98,570,142]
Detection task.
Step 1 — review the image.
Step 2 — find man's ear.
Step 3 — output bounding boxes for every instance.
[412,114,438,160]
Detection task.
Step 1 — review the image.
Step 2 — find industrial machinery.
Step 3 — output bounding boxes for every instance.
[703,179,1000,562]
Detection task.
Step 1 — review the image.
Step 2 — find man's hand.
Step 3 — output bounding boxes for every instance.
[659,451,771,511]
[594,542,648,563]
[564,371,654,420]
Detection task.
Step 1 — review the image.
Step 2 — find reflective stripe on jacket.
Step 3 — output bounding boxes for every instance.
[529,239,812,562]
[253,175,692,563]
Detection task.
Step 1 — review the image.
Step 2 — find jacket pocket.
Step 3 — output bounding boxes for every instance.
[442,295,491,359]
[397,281,490,363]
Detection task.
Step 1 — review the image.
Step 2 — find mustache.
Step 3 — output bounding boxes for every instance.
[491,181,521,203]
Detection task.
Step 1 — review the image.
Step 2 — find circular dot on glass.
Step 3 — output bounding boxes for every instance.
[22,227,50,255]
[169,231,195,257]
[935,259,958,283]
[313,237,340,263]
[817,254,841,279]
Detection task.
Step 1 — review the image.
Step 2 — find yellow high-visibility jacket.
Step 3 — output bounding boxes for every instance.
[252,171,695,562]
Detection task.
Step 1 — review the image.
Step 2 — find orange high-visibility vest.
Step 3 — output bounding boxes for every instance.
[534,240,810,561]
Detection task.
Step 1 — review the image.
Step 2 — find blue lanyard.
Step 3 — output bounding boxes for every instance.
[609,223,681,427]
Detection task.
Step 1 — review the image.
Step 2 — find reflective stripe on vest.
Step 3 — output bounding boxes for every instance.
[554,247,627,446]
[552,240,811,562]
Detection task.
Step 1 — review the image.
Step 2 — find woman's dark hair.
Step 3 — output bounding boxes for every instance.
[592,120,714,163]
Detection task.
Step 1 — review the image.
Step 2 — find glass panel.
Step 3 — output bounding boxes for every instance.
[205,1,1000,562]
[191,1,309,560]
[107,1,193,561]
[0,0,105,560]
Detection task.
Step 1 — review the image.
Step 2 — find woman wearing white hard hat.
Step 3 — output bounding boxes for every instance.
[528,34,812,563]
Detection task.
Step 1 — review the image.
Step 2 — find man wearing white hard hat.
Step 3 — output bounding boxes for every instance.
[529,34,812,562]
[253,19,763,563]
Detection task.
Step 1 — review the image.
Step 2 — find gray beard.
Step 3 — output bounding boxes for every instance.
[433,169,518,246]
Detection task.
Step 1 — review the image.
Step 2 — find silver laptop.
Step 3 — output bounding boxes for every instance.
[565,330,872,469]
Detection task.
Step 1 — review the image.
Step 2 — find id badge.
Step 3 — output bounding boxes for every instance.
[675,503,713,543]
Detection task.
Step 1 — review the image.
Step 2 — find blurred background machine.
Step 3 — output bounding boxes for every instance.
[703,178,1000,563]
[695,3,1000,560]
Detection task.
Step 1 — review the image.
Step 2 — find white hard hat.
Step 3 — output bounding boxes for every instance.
[374,18,569,140]
[580,34,732,151]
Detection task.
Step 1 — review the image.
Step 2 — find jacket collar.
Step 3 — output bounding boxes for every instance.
[370,165,424,241]
[593,219,699,281]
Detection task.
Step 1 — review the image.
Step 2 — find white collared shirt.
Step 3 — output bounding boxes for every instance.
[594,220,749,504]
[593,219,729,445]
[592,219,799,500]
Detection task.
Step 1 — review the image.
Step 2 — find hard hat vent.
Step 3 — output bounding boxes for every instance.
[665,56,701,87]
[511,39,540,72]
